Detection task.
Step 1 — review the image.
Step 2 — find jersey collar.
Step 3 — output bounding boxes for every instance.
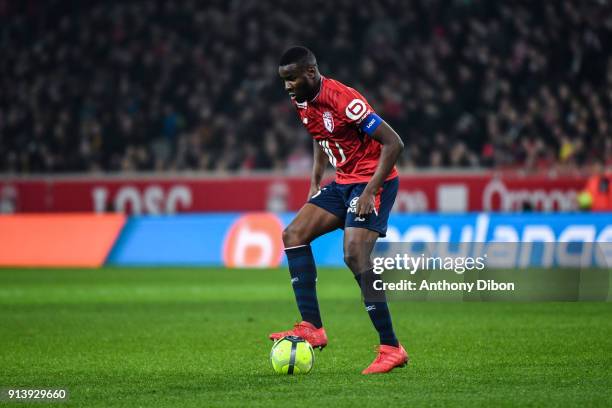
[309,76,325,103]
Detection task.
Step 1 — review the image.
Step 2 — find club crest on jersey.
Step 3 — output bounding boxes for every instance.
[322,111,334,133]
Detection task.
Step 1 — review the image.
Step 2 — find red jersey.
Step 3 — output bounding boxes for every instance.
[292,76,398,184]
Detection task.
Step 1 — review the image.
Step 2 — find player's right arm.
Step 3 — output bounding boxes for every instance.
[309,139,328,199]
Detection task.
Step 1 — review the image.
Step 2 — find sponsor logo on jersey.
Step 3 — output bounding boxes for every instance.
[323,111,334,133]
[345,99,368,120]
[365,118,376,129]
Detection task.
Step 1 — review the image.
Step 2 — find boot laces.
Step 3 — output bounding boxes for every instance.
[294,322,313,335]
[372,346,389,364]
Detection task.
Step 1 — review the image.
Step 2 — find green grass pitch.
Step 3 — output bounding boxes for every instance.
[0,267,611,407]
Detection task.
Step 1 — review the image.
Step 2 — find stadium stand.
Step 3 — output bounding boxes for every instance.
[1,0,611,174]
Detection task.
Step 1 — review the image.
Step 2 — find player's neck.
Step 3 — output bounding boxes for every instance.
[308,75,323,102]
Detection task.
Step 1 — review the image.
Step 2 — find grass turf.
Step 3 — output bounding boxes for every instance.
[0,267,611,407]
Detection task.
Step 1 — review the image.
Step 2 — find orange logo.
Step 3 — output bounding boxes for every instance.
[223,213,284,268]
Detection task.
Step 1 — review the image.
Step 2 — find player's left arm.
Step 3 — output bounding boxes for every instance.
[356,121,404,216]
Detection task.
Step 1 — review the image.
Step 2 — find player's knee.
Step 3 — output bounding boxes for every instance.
[282,225,308,247]
[343,252,357,272]
[343,246,368,273]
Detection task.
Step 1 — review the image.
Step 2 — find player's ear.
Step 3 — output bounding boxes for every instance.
[305,65,316,79]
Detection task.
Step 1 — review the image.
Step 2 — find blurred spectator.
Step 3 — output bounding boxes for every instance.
[579,163,612,211]
[1,0,611,174]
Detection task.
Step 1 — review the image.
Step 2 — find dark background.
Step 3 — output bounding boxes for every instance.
[1,0,611,173]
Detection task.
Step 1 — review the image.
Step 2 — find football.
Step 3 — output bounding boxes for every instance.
[270,336,314,375]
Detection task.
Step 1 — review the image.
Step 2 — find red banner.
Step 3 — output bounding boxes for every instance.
[0,174,587,214]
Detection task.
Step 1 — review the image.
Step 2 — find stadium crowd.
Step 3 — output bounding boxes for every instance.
[1,0,611,174]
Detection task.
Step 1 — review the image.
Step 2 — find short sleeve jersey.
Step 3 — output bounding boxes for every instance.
[292,76,398,184]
